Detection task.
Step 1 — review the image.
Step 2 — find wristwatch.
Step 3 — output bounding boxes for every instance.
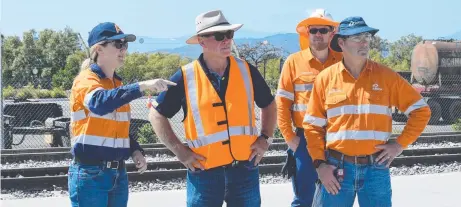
[313,159,327,168]
[259,133,273,145]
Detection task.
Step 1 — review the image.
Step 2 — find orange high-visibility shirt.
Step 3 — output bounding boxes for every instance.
[276,48,342,142]
[303,60,431,161]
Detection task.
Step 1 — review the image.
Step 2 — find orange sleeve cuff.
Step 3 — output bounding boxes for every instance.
[282,130,297,142]
[309,148,326,161]
[396,136,413,149]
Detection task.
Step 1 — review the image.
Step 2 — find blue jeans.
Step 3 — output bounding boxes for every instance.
[186,159,261,207]
[287,128,318,207]
[312,152,392,207]
[68,161,129,207]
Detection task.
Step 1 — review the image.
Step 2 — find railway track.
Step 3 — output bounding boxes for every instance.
[2,133,461,163]
[3,147,461,178]
[2,132,461,191]
[3,131,461,155]
[2,150,461,191]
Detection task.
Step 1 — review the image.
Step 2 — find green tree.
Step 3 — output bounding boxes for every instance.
[386,34,423,71]
[237,41,283,79]
[52,51,87,89]
[117,52,150,83]
[370,35,390,52]
[2,27,81,89]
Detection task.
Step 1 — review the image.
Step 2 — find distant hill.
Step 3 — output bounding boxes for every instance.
[128,30,461,59]
[436,30,461,40]
[127,35,190,53]
[448,30,461,40]
[127,29,280,55]
[131,33,302,59]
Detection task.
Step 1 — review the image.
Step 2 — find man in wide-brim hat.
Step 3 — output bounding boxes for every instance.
[149,9,277,207]
[277,8,342,207]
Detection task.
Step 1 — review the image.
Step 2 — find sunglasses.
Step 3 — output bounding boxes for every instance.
[104,40,128,49]
[200,30,234,41]
[309,28,331,35]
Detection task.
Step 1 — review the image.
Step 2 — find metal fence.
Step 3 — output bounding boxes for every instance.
[1,74,461,150]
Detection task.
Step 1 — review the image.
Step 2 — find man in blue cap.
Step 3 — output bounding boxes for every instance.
[303,17,431,206]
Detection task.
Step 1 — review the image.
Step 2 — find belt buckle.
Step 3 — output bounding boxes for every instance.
[107,161,119,169]
[354,155,367,164]
[232,160,239,168]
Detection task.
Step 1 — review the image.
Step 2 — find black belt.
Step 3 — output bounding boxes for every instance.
[328,149,379,165]
[73,157,125,170]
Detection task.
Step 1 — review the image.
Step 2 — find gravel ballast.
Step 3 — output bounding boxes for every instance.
[1,162,460,200]
[2,142,460,169]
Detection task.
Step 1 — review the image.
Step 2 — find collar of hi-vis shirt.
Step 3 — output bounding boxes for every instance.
[198,53,230,93]
[302,47,342,66]
[90,63,123,80]
[337,58,374,74]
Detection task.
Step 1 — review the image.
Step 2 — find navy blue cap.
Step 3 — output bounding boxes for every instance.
[330,16,379,52]
[87,22,136,47]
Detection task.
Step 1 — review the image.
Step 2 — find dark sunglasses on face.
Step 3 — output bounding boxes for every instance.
[104,40,128,49]
[200,30,234,41]
[309,28,331,35]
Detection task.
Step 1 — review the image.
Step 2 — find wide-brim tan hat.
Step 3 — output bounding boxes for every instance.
[296,9,339,50]
[186,10,243,44]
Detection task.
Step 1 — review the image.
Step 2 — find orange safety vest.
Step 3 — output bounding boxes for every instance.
[70,68,131,160]
[182,56,258,169]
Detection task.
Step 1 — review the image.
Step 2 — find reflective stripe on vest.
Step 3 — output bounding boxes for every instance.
[83,87,104,108]
[71,110,131,122]
[276,89,294,101]
[186,126,259,148]
[294,83,313,92]
[72,134,130,148]
[291,103,307,112]
[303,115,327,127]
[323,104,392,142]
[183,58,255,148]
[404,98,428,116]
[326,130,391,142]
[327,104,392,118]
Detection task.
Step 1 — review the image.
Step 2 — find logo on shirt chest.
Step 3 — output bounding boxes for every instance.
[372,83,382,91]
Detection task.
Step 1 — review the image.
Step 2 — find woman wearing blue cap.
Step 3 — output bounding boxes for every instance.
[68,22,176,207]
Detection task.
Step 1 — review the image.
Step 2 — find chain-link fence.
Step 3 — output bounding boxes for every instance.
[0,81,264,149]
[2,71,461,150]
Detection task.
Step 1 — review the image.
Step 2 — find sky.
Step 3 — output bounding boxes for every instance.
[0,0,460,43]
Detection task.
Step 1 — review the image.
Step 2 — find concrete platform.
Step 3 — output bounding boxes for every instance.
[2,172,461,207]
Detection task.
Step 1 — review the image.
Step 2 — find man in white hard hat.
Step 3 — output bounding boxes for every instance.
[149,10,277,207]
[277,8,341,207]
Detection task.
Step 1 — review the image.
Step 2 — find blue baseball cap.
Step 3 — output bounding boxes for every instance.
[87,22,136,47]
[330,16,379,52]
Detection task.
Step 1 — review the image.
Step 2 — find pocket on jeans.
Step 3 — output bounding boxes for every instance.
[326,156,340,167]
[372,160,390,170]
[78,166,103,179]
[293,142,303,157]
[242,158,259,170]
[187,168,204,175]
